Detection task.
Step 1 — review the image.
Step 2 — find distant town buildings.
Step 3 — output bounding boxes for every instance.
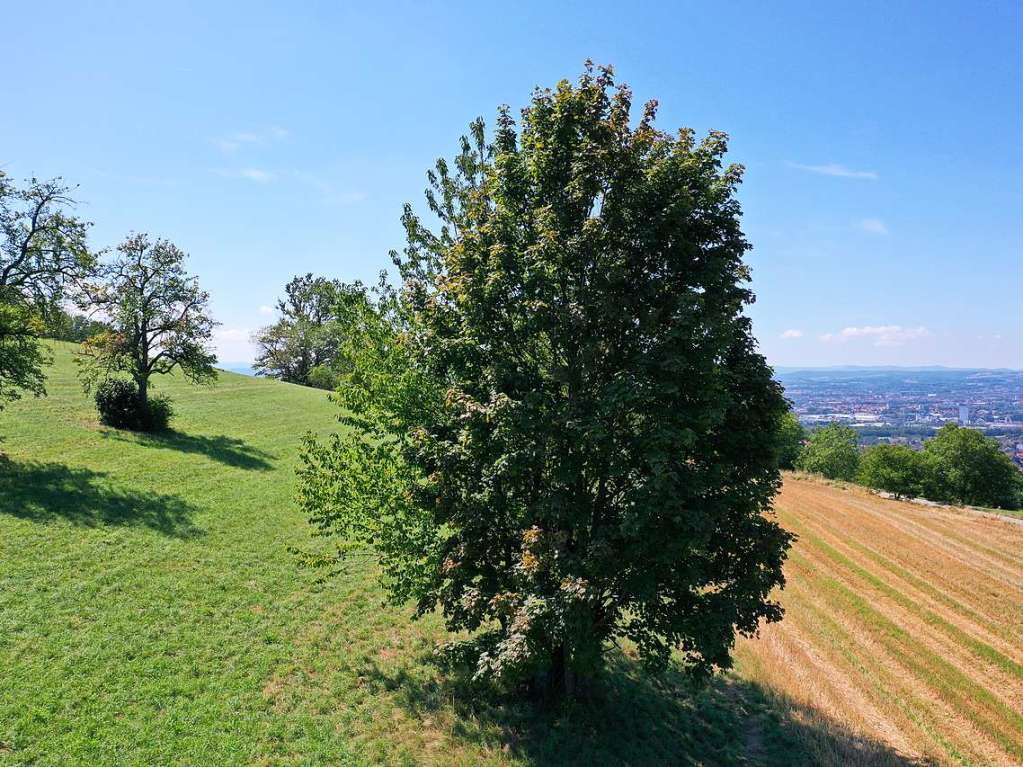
[778,368,1023,470]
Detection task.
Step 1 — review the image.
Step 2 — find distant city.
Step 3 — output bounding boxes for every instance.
[776,367,1023,469]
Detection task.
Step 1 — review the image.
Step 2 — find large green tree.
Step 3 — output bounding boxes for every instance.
[77,234,217,411]
[923,424,1022,509]
[299,65,792,696]
[0,173,92,410]
[253,274,371,389]
[796,423,860,481]
[858,443,927,499]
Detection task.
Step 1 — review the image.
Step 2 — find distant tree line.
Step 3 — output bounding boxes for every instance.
[787,420,1023,510]
[39,305,109,342]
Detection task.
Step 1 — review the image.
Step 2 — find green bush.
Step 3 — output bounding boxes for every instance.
[305,364,338,391]
[796,423,860,481]
[776,412,806,470]
[95,379,142,429]
[143,395,174,432]
[858,444,927,499]
[94,379,173,432]
[923,424,1022,509]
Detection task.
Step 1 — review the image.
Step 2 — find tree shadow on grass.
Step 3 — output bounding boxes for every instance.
[102,429,275,471]
[360,649,936,767]
[0,458,202,539]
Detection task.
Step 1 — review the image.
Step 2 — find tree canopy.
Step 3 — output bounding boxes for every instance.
[0,300,47,410]
[795,423,860,481]
[0,173,93,410]
[253,274,374,389]
[298,64,792,696]
[923,424,1022,509]
[76,233,217,413]
[857,443,927,499]
[1,174,92,303]
[776,411,806,470]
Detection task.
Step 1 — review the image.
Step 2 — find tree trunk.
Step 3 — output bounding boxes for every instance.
[137,374,148,410]
[533,644,579,704]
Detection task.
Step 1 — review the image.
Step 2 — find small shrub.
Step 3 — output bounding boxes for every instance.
[95,379,144,429]
[94,379,173,432]
[305,364,338,391]
[142,395,174,432]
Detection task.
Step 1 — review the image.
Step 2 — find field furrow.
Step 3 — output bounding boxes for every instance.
[737,475,1023,766]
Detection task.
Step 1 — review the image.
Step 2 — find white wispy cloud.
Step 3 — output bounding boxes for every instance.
[258,305,274,316]
[820,325,930,347]
[213,126,290,153]
[238,168,273,183]
[288,170,367,206]
[215,328,250,342]
[214,167,275,183]
[212,166,366,201]
[859,218,889,235]
[780,329,804,339]
[790,162,878,180]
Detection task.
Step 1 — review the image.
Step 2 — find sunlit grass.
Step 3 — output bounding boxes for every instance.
[1,344,925,765]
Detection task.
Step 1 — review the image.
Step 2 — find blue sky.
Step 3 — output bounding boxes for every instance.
[4,1,1020,367]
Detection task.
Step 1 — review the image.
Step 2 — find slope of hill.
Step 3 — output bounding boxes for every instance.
[737,478,1023,766]
[1,344,1020,765]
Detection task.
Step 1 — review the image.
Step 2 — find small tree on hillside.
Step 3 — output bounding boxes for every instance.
[923,424,1022,509]
[858,444,927,499]
[796,423,860,481]
[298,64,793,697]
[0,173,92,409]
[77,234,217,422]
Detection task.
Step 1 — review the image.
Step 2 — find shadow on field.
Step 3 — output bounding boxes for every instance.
[103,429,274,471]
[0,458,202,538]
[362,650,933,766]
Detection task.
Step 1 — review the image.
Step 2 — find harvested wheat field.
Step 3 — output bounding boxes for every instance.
[735,474,1023,766]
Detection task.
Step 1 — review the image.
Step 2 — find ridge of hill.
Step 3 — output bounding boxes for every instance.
[1,344,1021,765]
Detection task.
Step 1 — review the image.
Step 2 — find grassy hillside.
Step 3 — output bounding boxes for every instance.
[2,344,1019,765]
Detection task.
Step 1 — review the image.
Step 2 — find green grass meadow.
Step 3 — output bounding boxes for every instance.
[0,344,912,766]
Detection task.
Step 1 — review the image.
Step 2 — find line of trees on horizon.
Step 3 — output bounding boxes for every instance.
[784,419,1023,510]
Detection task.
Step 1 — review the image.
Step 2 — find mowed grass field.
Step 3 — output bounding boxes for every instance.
[1,343,1020,765]
[736,477,1023,766]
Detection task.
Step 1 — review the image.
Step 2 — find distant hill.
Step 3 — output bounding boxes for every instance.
[775,364,1021,374]
[2,344,1021,764]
